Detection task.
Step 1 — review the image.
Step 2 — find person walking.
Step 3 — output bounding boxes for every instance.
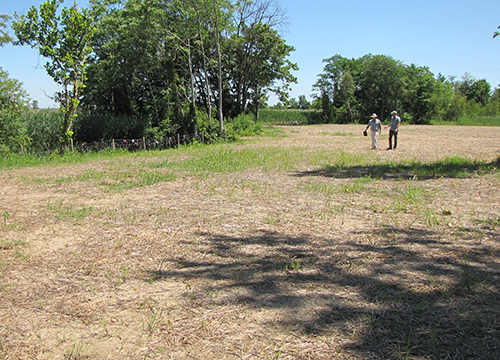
[385,110,401,150]
[364,113,382,150]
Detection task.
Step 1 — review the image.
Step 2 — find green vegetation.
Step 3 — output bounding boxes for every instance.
[431,114,500,126]
[258,109,321,125]
[311,54,500,125]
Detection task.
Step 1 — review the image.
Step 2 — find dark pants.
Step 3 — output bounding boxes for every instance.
[388,130,398,149]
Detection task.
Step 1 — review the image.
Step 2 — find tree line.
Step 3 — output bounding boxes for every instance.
[286,54,500,124]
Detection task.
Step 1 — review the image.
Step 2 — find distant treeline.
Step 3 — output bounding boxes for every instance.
[285,54,500,124]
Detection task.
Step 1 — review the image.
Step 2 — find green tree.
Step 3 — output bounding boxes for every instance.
[357,54,405,121]
[0,14,13,46]
[13,0,98,150]
[82,0,296,138]
[0,67,30,152]
[402,64,438,124]
[312,54,359,123]
[298,95,310,109]
[227,21,297,120]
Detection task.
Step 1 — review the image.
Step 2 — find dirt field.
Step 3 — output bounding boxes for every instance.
[1,124,499,359]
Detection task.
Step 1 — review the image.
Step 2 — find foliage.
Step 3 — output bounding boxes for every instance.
[313,54,500,125]
[13,0,98,149]
[0,14,13,46]
[74,113,150,142]
[81,0,296,137]
[0,67,31,153]
[258,109,320,125]
[21,110,63,152]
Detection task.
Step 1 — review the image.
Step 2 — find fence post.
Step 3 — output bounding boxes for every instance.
[71,139,74,151]
[178,134,180,147]
[112,139,115,150]
[143,137,146,151]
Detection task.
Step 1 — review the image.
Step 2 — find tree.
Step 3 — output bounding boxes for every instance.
[402,64,438,124]
[357,54,405,121]
[298,95,310,109]
[227,21,297,120]
[0,67,30,152]
[13,0,98,150]
[0,14,13,46]
[313,55,361,123]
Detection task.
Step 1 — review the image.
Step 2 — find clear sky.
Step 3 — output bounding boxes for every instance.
[1,0,500,108]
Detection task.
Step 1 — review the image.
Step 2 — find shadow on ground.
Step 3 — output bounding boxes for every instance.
[147,225,500,359]
[294,156,500,180]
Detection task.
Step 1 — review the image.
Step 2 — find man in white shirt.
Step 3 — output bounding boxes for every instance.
[364,113,382,150]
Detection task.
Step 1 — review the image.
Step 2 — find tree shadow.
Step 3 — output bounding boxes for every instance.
[146,226,500,359]
[294,157,500,180]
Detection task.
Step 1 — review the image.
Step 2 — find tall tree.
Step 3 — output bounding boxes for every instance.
[357,54,404,121]
[228,21,297,119]
[402,64,438,124]
[312,54,359,123]
[13,0,97,150]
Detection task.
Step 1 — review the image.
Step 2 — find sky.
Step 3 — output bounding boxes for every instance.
[1,0,500,108]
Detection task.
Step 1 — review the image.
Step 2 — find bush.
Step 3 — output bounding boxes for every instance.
[21,109,62,152]
[258,109,321,125]
[74,113,151,142]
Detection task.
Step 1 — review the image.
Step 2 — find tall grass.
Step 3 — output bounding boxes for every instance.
[431,115,500,126]
[0,148,130,170]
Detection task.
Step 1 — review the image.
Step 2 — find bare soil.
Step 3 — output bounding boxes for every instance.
[1,124,500,359]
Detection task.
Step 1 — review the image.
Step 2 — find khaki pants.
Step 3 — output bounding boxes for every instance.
[371,130,379,149]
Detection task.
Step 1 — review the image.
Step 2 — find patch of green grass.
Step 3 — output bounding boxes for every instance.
[47,199,94,221]
[53,168,177,191]
[0,239,26,250]
[401,184,428,204]
[318,131,354,137]
[301,176,373,196]
[156,144,304,174]
[312,150,366,170]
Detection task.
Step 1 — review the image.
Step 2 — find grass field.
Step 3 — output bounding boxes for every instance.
[1,124,499,359]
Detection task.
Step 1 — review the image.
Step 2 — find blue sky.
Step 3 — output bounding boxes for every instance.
[1,0,500,108]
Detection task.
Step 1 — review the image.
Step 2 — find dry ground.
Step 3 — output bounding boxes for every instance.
[1,124,500,359]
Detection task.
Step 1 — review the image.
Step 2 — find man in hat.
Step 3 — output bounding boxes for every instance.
[385,110,401,150]
[364,113,382,149]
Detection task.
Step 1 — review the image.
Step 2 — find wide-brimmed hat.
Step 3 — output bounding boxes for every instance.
[371,113,377,118]
[391,110,398,115]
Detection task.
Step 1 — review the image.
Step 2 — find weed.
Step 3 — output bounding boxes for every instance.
[14,249,29,259]
[119,266,129,283]
[144,307,166,336]
[424,208,439,227]
[263,213,280,226]
[66,341,86,360]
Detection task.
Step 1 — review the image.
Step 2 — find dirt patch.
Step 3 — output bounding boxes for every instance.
[1,125,499,359]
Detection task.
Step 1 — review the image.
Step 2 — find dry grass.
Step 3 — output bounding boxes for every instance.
[1,124,500,359]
